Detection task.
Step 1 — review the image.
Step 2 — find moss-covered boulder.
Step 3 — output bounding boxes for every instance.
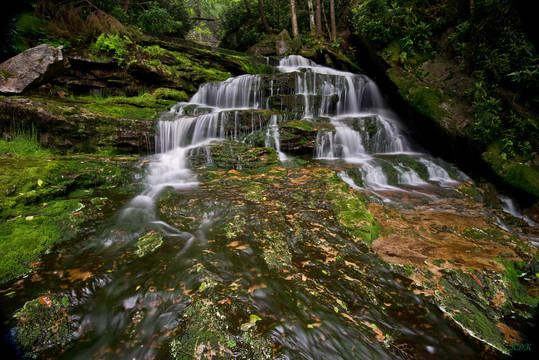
[188,141,278,171]
[247,30,293,56]
[12,295,76,358]
[279,119,334,154]
[0,154,138,282]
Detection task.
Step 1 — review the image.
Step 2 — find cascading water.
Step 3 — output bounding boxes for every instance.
[6,55,537,360]
[118,54,460,235]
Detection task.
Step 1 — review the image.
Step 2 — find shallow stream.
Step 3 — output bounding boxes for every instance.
[1,56,537,359]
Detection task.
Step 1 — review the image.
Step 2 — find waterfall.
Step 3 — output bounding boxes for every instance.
[136,53,461,218]
[190,74,263,109]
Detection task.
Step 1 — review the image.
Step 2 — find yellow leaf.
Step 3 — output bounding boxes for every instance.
[37,179,43,187]
[136,285,141,291]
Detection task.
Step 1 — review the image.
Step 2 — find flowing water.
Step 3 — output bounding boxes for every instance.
[1,56,537,359]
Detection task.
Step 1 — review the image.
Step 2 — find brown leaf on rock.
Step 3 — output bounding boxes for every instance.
[39,296,52,307]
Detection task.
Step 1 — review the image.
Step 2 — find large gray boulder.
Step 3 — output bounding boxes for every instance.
[247,30,293,56]
[0,44,70,94]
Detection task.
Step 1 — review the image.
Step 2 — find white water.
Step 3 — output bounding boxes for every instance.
[115,54,461,232]
[277,56,458,190]
[500,195,539,228]
[265,114,288,161]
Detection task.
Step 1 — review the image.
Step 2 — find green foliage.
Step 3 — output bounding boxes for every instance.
[467,76,538,160]
[351,0,435,60]
[91,33,133,62]
[446,1,539,105]
[137,0,192,37]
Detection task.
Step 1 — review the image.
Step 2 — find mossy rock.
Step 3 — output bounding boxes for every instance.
[279,119,334,154]
[483,143,539,198]
[0,155,138,282]
[12,295,76,358]
[0,97,157,154]
[435,265,539,354]
[134,230,163,257]
[188,141,278,171]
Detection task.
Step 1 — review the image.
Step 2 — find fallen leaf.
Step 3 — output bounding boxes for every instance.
[39,296,52,307]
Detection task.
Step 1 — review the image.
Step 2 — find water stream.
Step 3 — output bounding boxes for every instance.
[1,55,536,359]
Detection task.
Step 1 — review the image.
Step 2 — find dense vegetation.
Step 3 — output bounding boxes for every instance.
[351,0,538,167]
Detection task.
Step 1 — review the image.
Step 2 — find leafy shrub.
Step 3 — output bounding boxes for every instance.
[91,33,133,62]
[137,0,192,37]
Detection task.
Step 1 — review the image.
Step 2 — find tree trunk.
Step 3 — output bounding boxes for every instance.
[244,0,252,18]
[123,0,130,12]
[289,0,300,39]
[322,1,331,39]
[307,0,316,35]
[258,0,271,34]
[470,0,476,18]
[330,0,337,41]
[315,0,322,38]
[273,0,276,28]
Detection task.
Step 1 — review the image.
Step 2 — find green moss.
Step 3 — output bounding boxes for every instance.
[84,102,160,120]
[0,155,136,282]
[318,172,379,245]
[498,260,539,308]
[152,87,189,101]
[168,289,272,359]
[0,199,83,281]
[456,182,482,200]
[13,295,75,358]
[387,67,451,122]
[2,69,15,81]
[0,157,63,214]
[483,143,539,197]
[135,230,163,257]
[280,120,317,132]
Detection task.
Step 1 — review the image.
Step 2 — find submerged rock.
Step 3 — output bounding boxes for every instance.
[0,44,70,94]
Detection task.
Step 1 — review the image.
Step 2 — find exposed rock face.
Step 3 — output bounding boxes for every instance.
[274,30,293,55]
[0,97,155,153]
[0,44,70,94]
[247,30,293,56]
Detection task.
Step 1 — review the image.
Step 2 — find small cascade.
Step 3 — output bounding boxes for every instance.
[359,161,397,191]
[265,114,287,161]
[419,158,458,186]
[500,195,539,228]
[190,74,262,109]
[396,165,429,186]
